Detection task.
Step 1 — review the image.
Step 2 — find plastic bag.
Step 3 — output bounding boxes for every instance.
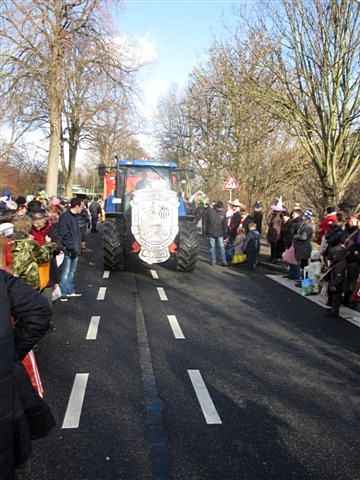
[282,245,297,265]
[22,350,44,398]
[38,262,50,290]
[232,253,247,265]
[302,276,314,296]
[351,279,360,303]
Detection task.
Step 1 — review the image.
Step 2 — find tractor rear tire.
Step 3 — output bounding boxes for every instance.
[177,221,199,272]
[103,219,125,271]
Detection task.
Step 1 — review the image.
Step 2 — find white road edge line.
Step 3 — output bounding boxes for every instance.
[86,316,100,340]
[267,274,360,328]
[188,370,222,425]
[62,373,89,429]
[167,315,185,339]
[97,287,107,301]
[150,270,159,280]
[157,287,168,301]
[103,270,110,279]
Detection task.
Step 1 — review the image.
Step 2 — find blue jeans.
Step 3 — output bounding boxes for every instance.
[60,255,79,295]
[208,236,227,265]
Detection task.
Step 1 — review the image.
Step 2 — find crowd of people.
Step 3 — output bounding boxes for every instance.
[0,192,105,303]
[0,191,105,479]
[199,195,360,318]
[2,188,360,479]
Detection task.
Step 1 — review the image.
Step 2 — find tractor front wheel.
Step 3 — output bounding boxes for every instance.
[177,221,199,272]
[103,219,125,271]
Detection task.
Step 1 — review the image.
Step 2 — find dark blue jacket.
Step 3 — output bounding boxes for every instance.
[58,210,81,256]
[0,271,51,479]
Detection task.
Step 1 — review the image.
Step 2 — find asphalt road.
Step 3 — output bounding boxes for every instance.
[31,234,360,480]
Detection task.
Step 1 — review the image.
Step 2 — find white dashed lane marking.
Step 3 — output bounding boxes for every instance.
[167,315,185,339]
[157,287,168,301]
[62,373,89,429]
[188,370,222,425]
[86,316,100,340]
[150,270,159,280]
[97,287,107,301]
[103,271,110,279]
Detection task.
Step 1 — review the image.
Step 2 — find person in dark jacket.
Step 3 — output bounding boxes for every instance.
[204,201,228,266]
[252,201,263,235]
[58,197,83,298]
[89,198,102,233]
[243,222,260,270]
[78,201,91,253]
[293,209,314,283]
[0,269,51,480]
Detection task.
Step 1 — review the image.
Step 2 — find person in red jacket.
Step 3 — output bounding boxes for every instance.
[30,211,51,246]
[318,206,337,243]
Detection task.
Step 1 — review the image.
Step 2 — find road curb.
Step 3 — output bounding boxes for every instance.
[259,257,288,273]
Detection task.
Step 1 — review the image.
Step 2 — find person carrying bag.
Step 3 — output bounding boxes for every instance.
[0,269,54,480]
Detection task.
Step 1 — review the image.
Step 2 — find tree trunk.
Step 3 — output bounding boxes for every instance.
[46,99,62,196]
[46,31,63,197]
[64,136,79,198]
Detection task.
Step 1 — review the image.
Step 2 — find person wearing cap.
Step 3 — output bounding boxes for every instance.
[228,199,245,241]
[252,201,263,235]
[15,197,27,218]
[267,200,285,263]
[318,206,337,243]
[204,201,228,266]
[293,209,314,283]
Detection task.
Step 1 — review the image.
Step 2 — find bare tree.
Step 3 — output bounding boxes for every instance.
[251,0,360,208]
[0,0,111,195]
[61,31,135,197]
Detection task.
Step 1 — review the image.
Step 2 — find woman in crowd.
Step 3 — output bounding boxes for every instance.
[293,209,314,284]
[267,209,284,263]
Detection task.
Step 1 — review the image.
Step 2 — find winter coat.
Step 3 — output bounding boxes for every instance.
[243,230,260,254]
[282,217,303,250]
[78,208,90,231]
[48,223,63,254]
[326,225,347,248]
[318,213,337,242]
[204,207,227,238]
[229,211,241,240]
[0,270,51,479]
[12,236,53,289]
[293,222,314,262]
[252,211,263,234]
[31,222,52,247]
[89,201,102,218]
[58,210,81,257]
[267,215,283,244]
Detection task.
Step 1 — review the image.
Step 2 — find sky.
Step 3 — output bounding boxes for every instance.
[113,0,240,155]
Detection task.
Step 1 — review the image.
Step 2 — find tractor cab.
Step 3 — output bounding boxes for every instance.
[98,159,199,271]
[101,160,190,216]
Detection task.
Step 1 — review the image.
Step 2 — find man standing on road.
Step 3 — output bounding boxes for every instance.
[204,200,228,266]
[58,198,83,299]
[89,197,102,233]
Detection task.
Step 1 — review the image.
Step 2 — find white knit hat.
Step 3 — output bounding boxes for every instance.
[0,222,14,237]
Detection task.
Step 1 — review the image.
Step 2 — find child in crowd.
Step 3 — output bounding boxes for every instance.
[232,227,246,264]
[243,222,260,270]
[31,210,52,246]
[12,216,54,289]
